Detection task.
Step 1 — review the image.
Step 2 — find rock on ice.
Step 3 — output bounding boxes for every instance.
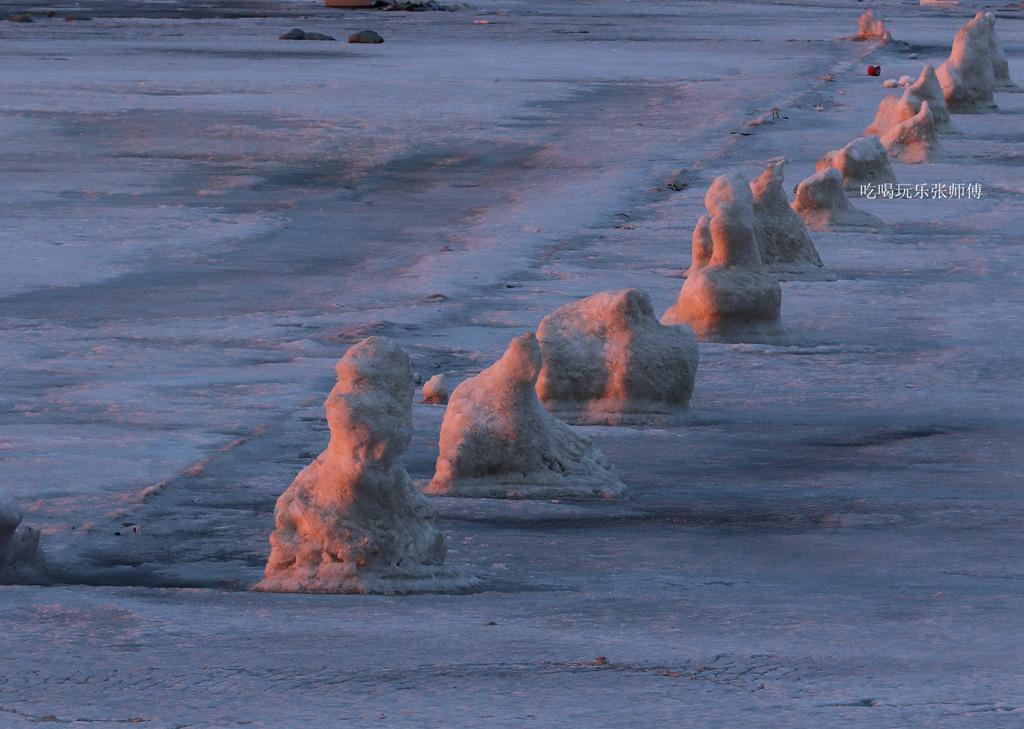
[535,288,699,425]
[426,333,626,499]
[662,174,782,339]
[255,337,470,594]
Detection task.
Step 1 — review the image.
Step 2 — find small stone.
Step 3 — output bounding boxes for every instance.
[349,30,384,44]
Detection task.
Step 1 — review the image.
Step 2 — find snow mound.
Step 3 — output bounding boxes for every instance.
[937,12,998,112]
[535,288,699,425]
[987,13,1020,92]
[426,333,626,499]
[880,101,939,164]
[816,136,896,191]
[422,373,451,404]
[853,9,892,43]
[749,159,827,278]
[792,168,884,231]
[868,65,954,138]
[662,174,782,340]
[0,490,40,570]
[256,337,474,594]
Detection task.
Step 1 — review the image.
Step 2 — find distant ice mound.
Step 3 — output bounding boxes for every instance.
[535,289,699,425]
[853,9,892,43]
[880,101,939,163]
[421,373,450,404]
[0,490,40,571]
[937,12,998,112]
[988,13,1020,92]
[426,333,626,499]
[867,65,953,136]
[793,168,884,231]
[662,174,782,339]
[817,136,896,191]
[749,159,827,278]
[256,337,473,594]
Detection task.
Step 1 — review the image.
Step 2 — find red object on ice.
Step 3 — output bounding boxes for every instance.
[867,65,882,76]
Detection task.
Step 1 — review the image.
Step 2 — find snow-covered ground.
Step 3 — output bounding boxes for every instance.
[1,0,1023,726]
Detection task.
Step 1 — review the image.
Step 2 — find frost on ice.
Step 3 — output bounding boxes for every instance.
[662,174,782,340]
[879,101,939,164]
[852,9,892,43]
[535,288,699,425]
[426,333,626,499]
[749,159,827,278]
[0,490,40,572]
[816,136,896,191]
[866,65,953,137]
[792,168,884,231]
[255,337,470,594]
[937,12,998,112]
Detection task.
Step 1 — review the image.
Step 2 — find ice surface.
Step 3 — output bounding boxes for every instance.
[1,0,1023,726]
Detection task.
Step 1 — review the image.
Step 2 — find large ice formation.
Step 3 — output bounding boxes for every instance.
[817,136,896,191]
[749,159,826,276]
[256,337,468,594]
[792,168,884,230]
[853,9,892,43]
[662,174,782,339]
[426,333,626,499]
[0,490,40,570]
[866,65,953,136]
[880,101,939,163]
[535,288,699,424]
[936,12,998,112]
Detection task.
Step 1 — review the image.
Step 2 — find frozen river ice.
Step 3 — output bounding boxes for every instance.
[1,0,1023,726]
